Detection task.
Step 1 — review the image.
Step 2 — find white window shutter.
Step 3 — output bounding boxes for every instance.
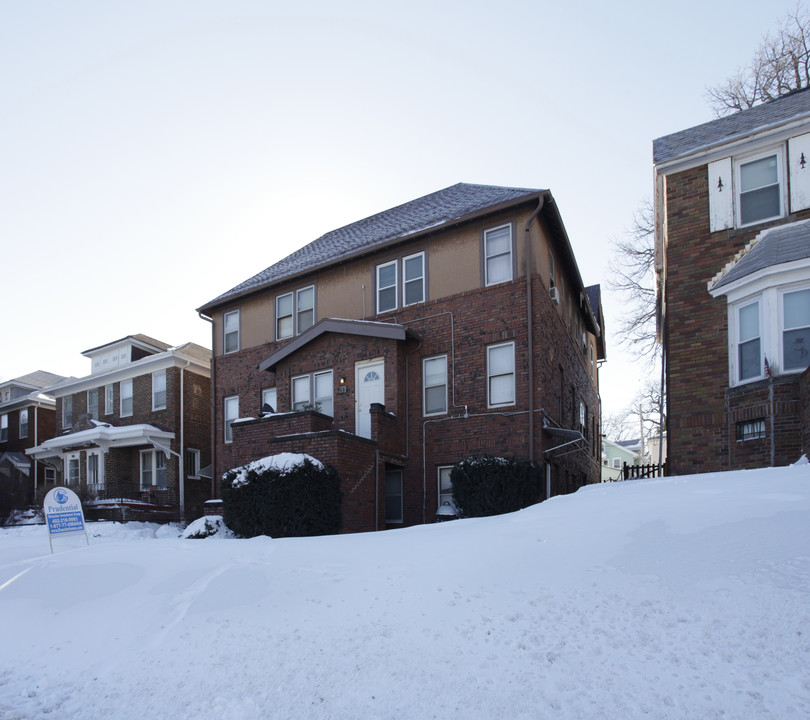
[789,133,810,212]
[708,158,733,232]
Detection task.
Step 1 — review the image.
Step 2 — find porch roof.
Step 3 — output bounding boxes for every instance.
[258,318,413,372]
[26,422,175,460]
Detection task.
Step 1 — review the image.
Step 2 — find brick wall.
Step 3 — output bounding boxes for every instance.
[664,165,810,474]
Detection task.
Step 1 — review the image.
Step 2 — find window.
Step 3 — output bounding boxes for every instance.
[66,454,80,485]
[737,151,783,226]
[262,388,277,414]
[377,261,397,313]
[87,451,103,488]
[487,342,515,407]
[224,395,239,443]
[0,414,7,442]
[385,469,403,523]
[548,249,555,287]
[783,289,810,371]
[87,388,99,420]
[152,370,167,410]
[19,409,28,439]
[276,293,293,339]
[737,301,761,382]
[120,379,133,417]
[105,384,114,415]
[484,225,513,285]
[438,466,456,511]
[297,286,315,334]
[63,396,73,428]
[737,419,766,441]
[45,467,56,484]
[612,458,621,469]
[140,450,167,490]
[579,401,587,438]
[185,448,200,477]
[276,286,315,339]
[403,252,425,306]
[423,355,448,416]
[292,371,333,416]
[224,310,240,353]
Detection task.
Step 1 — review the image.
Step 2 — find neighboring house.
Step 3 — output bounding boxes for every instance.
[0,371,66,505]
[26,336,212,522]
[654,88,810,475]
[601,438,640,481]
[198,183,604,533]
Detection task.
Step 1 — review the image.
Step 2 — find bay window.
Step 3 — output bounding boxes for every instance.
[782,289,810,371]
[738,301,761,382]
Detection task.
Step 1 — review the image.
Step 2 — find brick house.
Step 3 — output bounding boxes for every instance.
[0,371,65,505]
[654,88,810,475]
[26,335,212,522]
[198,183,604,533]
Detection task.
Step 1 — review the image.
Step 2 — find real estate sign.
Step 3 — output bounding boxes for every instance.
[43,486,88,552]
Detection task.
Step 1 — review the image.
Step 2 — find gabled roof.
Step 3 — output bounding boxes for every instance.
[0,370,65,391]
[653,87,810,166]
[710,218,810,292]
[199,183,543,312]
[82,334,172,356]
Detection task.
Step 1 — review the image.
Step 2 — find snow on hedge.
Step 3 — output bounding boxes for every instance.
[227,452,324,487]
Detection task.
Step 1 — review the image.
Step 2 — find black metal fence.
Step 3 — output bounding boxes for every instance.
[622,462,666,480]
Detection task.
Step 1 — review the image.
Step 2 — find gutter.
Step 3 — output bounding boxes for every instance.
[198,311,217,500]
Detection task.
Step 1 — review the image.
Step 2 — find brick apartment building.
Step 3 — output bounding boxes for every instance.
[26,335,212,521]
[654,89,810,475]
[0,371,65,504]
[198,183,604,533]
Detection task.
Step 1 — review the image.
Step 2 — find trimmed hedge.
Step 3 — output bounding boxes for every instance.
[450,455,544,518]
[221,456,342,538]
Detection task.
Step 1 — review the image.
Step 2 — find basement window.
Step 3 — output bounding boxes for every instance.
[736,419,766,441]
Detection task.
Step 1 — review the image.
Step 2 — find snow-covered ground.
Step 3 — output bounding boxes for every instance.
[2,464,809,719]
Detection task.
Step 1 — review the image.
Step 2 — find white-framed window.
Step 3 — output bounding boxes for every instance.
[484,224,513,286]
[0,414,7,443]
[224,395,239,444]
[423,355,448,416]
[292,370,333,416]
[140,449,167,490]
[62,396,73,428]
[403,252,425,306]
[612,458,621,469]
[120,379,133,417]
[276,286,316,340]
[297,286,315,334]
[105,384,114,415]
[87,451,103,488]
[224,310,240,354]
[185,448,200,477]
[487,341,515,407]
[276,293,293,339]
[736,149,785,227]
[19,409,28,439]
[66,453,80,485]
[152,370,167,410]
[377,260,398,313]
[438,466,456,511]
[261,387,277,414]
[737,300,762,382]
[385,469,403,523]
[782,288,810,371]
[84,388,97,420]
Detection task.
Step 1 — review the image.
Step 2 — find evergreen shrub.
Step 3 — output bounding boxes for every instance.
[450,455,544,518]
[221,455,342,538]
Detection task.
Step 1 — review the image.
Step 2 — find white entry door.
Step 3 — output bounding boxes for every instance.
[356,360,384,439]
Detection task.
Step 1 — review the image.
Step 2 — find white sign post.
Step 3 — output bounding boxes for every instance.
[43,486,89,553]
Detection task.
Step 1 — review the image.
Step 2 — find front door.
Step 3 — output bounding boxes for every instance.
[356,360,384,439]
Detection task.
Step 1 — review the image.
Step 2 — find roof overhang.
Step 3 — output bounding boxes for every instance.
[259,318,414,372]
[26,423,175,460]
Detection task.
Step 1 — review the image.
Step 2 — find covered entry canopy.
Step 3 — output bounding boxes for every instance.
[26,422,175,461]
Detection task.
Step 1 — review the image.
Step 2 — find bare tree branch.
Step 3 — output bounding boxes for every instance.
[707,4,810,116]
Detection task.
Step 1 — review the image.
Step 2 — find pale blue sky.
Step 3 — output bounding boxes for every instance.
[1,0,798,418]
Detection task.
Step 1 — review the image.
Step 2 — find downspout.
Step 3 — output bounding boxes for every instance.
[33,405,39,497]
[523,194,546,462]
[198,311,216,499]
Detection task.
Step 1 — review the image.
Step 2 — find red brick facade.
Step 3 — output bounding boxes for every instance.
[661,156,810,475]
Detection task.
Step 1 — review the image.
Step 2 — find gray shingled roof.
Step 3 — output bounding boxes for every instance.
[653,87,810,166]
[6,370,66,390]
[200,183,542,311]
[712,219,810,290]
